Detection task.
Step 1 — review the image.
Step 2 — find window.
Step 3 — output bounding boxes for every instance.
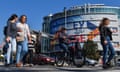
[90,8,95,13]
[72,10,79,15]
[56,18,65,24]
[67,23,73,29]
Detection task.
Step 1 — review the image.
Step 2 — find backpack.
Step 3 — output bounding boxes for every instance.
[3,26,8,36]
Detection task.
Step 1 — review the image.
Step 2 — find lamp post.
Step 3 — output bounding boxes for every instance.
[64,7,67,28]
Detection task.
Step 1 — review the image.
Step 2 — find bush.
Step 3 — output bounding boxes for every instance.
[83,40,100,60]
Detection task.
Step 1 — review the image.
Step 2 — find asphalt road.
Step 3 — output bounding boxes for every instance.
[0,65,120,72]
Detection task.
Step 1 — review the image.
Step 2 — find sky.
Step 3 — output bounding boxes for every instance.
[0,0,120,42]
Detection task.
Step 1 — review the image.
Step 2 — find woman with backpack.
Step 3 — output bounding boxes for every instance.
[6,14,18,66]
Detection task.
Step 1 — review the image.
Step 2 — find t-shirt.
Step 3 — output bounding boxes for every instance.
[17,23,30,39]
[7,21,17,38]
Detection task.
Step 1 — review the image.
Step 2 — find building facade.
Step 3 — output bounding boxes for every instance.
[42,4,120,53]
[42,15,52,53]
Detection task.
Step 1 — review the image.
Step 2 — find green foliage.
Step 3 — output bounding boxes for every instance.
[83,40,100,60]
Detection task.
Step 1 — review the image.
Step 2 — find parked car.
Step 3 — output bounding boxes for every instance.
[116,58,120,66]
[32,54,55,65]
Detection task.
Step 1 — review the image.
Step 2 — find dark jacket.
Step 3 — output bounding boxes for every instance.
[7,21,17,38]
[58,32,68,44]
[99,25,113,43]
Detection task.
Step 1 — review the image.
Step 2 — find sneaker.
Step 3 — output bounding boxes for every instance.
[5,64,10,67]
[106,62,113,68]
[64,62,69,66]
[23,64,30,67]
[102,64,109,69]
[29,64,34,67]
[16,63,23,67]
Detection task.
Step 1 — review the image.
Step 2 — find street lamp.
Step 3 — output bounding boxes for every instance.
[64,7,67,28]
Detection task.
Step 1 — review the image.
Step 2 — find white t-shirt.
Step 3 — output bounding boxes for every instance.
[17,23,30,39]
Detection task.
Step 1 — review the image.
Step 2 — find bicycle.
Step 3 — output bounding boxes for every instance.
[54,37,84,67]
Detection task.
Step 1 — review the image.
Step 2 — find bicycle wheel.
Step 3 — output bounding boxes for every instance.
[55,52,65,67]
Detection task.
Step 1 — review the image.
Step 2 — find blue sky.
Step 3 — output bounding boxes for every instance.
[0,0,120,42]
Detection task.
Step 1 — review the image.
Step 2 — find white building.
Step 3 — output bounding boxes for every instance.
[42,4,120,53]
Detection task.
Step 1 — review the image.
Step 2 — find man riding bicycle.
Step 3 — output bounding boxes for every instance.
[58,27,69,53]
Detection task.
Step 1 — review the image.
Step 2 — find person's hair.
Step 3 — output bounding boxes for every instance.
[60,27,66,32]
[8,14,18,21]
[55,31,60,34]
[99,18,109,27]
[19,15,27,22]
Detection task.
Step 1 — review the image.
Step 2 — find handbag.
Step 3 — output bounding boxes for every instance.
[16,32,25,42]
[3,42,9,54]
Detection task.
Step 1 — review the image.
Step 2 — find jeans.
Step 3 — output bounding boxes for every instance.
[16,38,28,64]
[6,37,16,64]
[59,43,69,53]
[101,36,115,65]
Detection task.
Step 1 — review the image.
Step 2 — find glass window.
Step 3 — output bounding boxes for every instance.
[81,8,84,13]
[72,10,79,15]
[56,18,65,24]
[90,8,95,13]
[67,16,81,22]
[67,23,73,29]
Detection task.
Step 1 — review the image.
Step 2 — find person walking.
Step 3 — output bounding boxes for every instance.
[16,15,31,67]
[6,14,18,66]
[99,18,116,69]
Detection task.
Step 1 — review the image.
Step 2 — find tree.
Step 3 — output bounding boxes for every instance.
[83,40,100,60]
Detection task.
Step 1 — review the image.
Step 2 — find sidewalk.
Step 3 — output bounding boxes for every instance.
[0,64,119,72]
[56,65,120,72]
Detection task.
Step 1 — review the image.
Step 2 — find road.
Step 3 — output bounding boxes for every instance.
[0,65,120,72]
